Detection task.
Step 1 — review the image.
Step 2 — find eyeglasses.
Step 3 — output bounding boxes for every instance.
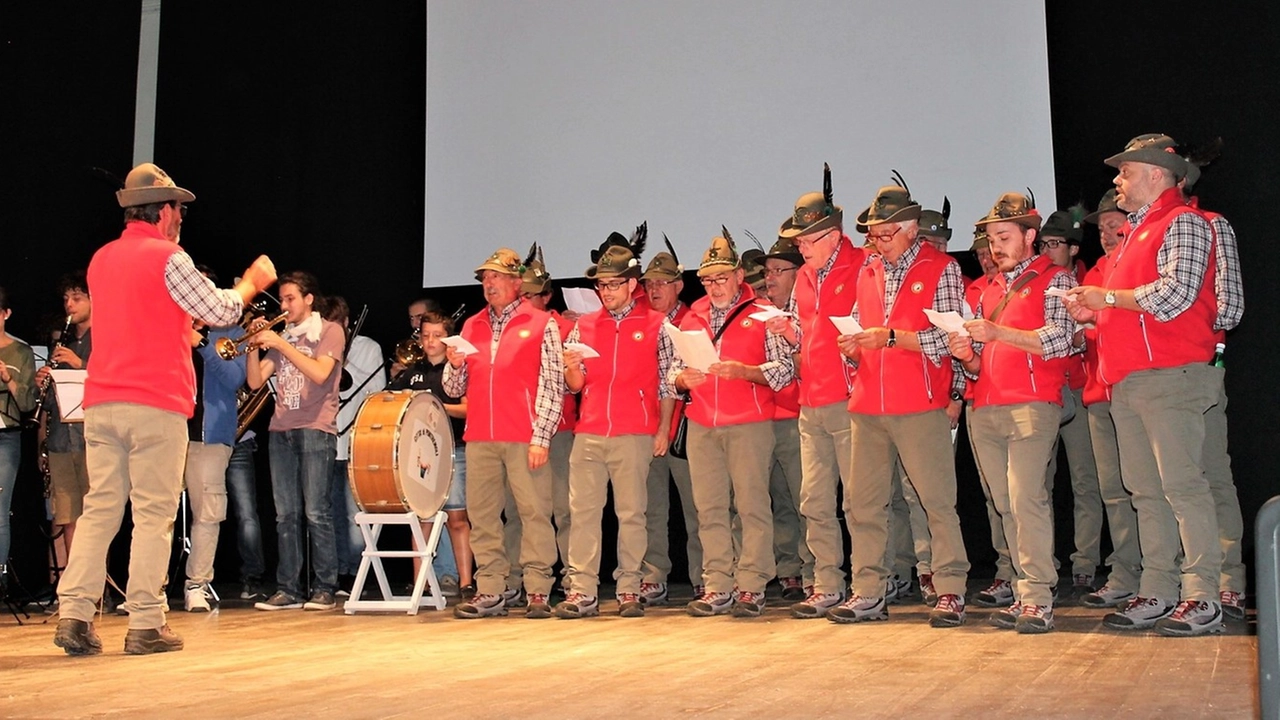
[595,280,629,292]
[762,266,797,277]
[644,279,677,289]
[795,230,836,247]
[1037,238,1071,249]
[170,202,188,219]
[700,274,733,287]
[865,227,900,244]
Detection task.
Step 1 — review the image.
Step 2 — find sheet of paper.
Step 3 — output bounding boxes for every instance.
[923,308,969,337]
[50,368,87,422]
[748,304,790,322]
[1044,287,1070,299]
[664,322,720,371]
[828,315,864,336]
[564,342,600,359]
[441,335,479,356]
[562,287,603,315]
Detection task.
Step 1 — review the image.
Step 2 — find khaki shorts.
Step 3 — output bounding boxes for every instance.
[48,451,90,525]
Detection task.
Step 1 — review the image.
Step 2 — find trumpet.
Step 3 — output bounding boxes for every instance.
[393,327,425,367]
[217,311,289,360]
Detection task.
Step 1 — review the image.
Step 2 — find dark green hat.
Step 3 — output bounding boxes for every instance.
[520,243,552,294]
[642,234,684,281]
[1104,133,1189,180]
[917,197,952,240]
[763,236,803,266]
[741,249,767,290]
[697,227,741,277]
[856,186,922,231]
[1039,209,1084,244]
[970,226,989,251]
[1084,189,1123,224]
[586,244,641,280]
[974,191,1042,230]
[779,163,843,239]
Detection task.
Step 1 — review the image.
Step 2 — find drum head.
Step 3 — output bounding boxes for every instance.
[395,391,455,518]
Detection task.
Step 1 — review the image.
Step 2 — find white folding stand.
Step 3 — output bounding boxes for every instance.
[343,510,447,614]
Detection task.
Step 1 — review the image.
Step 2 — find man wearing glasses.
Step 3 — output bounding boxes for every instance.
[774,166,865,619]
[555,245,675,618]
[671,232,794,617]
[833,184,970,628]
[637,245,704,606]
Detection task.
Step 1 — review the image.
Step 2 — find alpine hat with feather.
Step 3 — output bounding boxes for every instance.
[1104,133,1189,180]
[697,226,741,277]
[974,189,1042,230]
[779,163,843,239]
[520,244,552,294]
[856,170,922,232]
[642,234,684,281]
[586,222,646,279]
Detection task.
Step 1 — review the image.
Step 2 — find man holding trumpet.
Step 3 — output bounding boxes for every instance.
[54,162,277,656]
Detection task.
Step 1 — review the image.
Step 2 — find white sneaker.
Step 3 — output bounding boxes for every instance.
[184,584,212,613]
[1082,584,1136,609]
[1103,595,1175,630]
[1156,600,1224,637]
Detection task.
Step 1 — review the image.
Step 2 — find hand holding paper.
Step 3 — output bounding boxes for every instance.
[829,315,864,336]
[564,342,600,359]
[664,322,720,371]
[923,308,969,337]
[442,335,479,356]
[562,287,603,315]
[748,304,790,322]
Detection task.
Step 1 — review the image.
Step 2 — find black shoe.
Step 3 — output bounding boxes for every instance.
[240,578,267,603]
[124,624,185,654]
[54,619,103,656]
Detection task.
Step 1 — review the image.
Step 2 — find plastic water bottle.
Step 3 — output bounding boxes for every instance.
[1211,342,1225,368]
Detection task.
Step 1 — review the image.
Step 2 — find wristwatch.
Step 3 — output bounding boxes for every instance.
[949,390,964,403]
[886,329,897,348]
[1104,290,1117,308]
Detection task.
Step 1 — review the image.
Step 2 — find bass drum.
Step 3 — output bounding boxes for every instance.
[348,390,454,518]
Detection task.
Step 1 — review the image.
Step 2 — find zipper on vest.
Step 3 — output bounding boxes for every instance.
[1138,314,1153,361]
[1027,353,1037,394]
[921,352,934,403]
[639,388,648,428]
[608,319,620,437]
[524,389,535,428]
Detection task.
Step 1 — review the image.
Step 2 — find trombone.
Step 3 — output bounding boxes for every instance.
[217,311,289,360]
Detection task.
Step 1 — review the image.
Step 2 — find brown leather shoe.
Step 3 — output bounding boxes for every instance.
[54,618,103,656]
[123,624,185,655]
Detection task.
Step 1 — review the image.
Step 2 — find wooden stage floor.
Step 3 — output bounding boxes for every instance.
[0,583,1260,719]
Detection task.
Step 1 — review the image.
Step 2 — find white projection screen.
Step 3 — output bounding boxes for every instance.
[425,0,1055,287]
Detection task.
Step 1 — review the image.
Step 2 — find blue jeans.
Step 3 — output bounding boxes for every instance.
[268,429,338,597]
[330,459,363,576]
[225,438,266,582]
[431,446,467,580]
[0,431,20,567]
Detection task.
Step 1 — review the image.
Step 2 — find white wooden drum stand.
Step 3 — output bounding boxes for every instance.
[343,390,455,615]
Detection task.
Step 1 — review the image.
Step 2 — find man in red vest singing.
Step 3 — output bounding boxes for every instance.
[774,165,866,619]
[672,231,795,618]
[54,163,276,656]
[833,184,970,628]
[444,248,565,620]
[555,243,675,618]
[949,192,1077,634]
[1067,134,1225,636]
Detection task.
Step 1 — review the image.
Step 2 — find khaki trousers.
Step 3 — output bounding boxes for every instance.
[183,441,233,586]
[966,403,1014,582]
[969,402,1059,606]
[642,448,701,585]
[848,409,970,598]
[565,433,652,597]
[468,441,556,596]
[58,403,187,630]
[1112,364,1221,602]
[1085,402,1142,593]
[1046,386,1104,578]
[687,419,775,594]
[797,402,852,594]
[1203,367,1245,593]
[505,429,573,588]
[894,459,929,577]
[769,418,813,583]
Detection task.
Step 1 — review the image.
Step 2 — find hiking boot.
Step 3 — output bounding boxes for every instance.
[731,591,766,618]
[1103,596,1175,630]
[826,594,887,624]
[454,593,508,619]
[255,591,304,611]
[918,573,938,607]
[1082,584,1135,609]
[929,594,965,628]
[54,619,102,656]
[1156,600,1224,637]
[790,590,843,619]
[1219,591,1246,622]
[1015,604,1054,634]
[989,601,1023,630]
[124,624,185,654]
[779,576,806,602]
[525,593,552,619]
[554,592,599,619]
[502,586,527,608]
[973,578,1014,607]
[617,592,645,618]
[639,582,668,606]
[687,590,733,617]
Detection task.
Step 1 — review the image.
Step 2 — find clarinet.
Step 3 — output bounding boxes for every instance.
[32,315,74,427]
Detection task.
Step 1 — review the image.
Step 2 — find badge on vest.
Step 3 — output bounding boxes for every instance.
[632,331,645,342]
[518,330,532,338]
[1021,288,1031,298]
[741,319,753,328]
[911,281,924,294]
[834,283,845,295]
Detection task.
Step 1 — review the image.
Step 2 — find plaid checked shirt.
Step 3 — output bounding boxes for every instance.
[1208,214,1244,331]
[665,289,795,394]
[442,299,564,448]
[966,256,1078,379]
[565,299,677,400]
[164,252,244,327]
[1126,201,1215,323]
